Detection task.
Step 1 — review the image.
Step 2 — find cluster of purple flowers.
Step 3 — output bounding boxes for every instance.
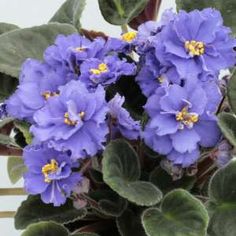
[5,8,236,205]
[6,34,140,206]
[134,8,236,167]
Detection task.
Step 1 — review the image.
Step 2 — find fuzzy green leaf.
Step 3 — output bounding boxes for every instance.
[21,222,68,236]
[116,209,146,236]
[7,156,26,184]
[50,0,86,31]
[0,23,76,78]
[15,195,87,229]
[0,22,19,35]
[102,139,162,206]
[98,0,149,25]
[142,189,209,236]
[207,159,236,236]
[90,190,127,217]
[14,120,32,144]
[218,112,236,147]
[228,69,236,114]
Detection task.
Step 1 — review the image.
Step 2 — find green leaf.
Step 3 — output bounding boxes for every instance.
[150,167,196,194]
[98,0,149,25]
[116,209,146,236]
[90,190,127,217]
[0,23,77,78]
[0,133,17,146]
[218,112,236,147]
[21,222,68,236]
[207,159,236,236]
[15,195,87,229]
[228,69,236,114]
[50,0,86,31]
[7,156,26,184]
[142,189,209,236]
[102,139,162,206]
[14,120,32,144]
[0,22,19,35]
[175,0,236,34]
[0,73,18,101]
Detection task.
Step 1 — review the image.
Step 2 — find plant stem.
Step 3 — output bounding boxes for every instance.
[0,188,26,196]
[121,24,129,34]
[0,211,15,218]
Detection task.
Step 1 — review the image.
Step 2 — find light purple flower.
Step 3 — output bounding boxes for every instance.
[23,144,82,206]
[6,59,67,122]
[30,80,108,159]
[79,55,136,90]
[108,93,141,140]
[143,80,222,167]
[153,8,236,78]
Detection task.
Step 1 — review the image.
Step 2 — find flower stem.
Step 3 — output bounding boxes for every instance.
[121,24,129,34]
[0,211,15,218]
[0,188,26,196]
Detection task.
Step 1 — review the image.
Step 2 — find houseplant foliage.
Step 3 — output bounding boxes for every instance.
[0,0,236,235]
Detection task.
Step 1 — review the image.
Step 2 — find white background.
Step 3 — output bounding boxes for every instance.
[0,0,175,235]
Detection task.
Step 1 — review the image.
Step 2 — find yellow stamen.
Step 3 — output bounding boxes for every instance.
[75,47,85,52]
[185,40,205,56]
[157,76,165,84]
[122,32,137,42]
[64,112,77,126]
[42,159,58,183]
[90,63,108,75]
[42,91,59,100]
[176,107,199,128]
[79,111,85,120]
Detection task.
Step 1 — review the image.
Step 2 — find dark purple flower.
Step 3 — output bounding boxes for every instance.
[108,94,141,140]
[31,80,108,159]
[6,59,66,122]
[153,8,236,78]
[79,55,136,90]
[23,144,82,206]
[143,80,222,167]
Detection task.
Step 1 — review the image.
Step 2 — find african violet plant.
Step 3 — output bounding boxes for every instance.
[0,0,236,235]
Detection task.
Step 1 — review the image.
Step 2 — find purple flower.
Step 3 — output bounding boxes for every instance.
[136,50,179,97]
[6,59,66,122]
[44,34,105,77]
[153,8,236,78]
[108,94,141,140]
[79,55,136,90]
[135,9,176,54]
[30,80,108,159]
[143,80,222,167]
[23,144,82,206]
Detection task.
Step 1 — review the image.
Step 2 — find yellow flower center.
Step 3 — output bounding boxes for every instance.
[42,159,58,183]
[185,40,205,56]
[122,32,137,42]
[176,107,199,129]
[42,91,59,100]
[90,63,108,75]
[75,47,86,52]
[64,111,85,126]
[157,76,165,84]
